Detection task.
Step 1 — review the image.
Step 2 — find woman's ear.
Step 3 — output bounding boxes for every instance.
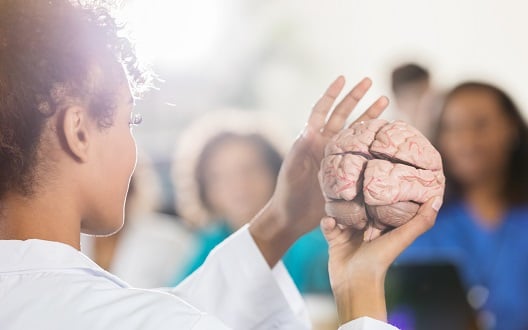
[60,106,92,162]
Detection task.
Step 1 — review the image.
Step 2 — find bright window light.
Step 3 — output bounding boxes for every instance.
[123,0,225,68]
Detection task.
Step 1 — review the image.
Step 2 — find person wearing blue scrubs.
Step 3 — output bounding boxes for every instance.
[399,82,528,330]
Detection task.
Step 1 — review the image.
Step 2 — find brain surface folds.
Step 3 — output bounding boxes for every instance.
[319,119,445,234]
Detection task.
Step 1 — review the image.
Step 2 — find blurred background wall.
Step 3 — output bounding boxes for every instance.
[122,0,528,213]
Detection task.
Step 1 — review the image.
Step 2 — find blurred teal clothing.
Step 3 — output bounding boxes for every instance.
[283,226,331,294]
[398,201,528,330]
[173,221,232,284]
[172,220,331,294]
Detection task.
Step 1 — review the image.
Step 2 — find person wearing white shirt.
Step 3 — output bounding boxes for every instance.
[0,1,442,329]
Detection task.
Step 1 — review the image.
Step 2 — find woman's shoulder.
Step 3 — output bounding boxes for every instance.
[434,200,467,222]
[420,200,477,239]
[507,204,528,228]
[290,227,327,250]
[197,220,231,237]
[510,204,528,216]
[194,220,232,248]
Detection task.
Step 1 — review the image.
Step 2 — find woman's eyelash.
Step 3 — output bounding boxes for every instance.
[129,113,143,126]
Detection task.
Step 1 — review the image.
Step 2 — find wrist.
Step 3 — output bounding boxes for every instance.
[333,273,387,324]
[248,199,299,267]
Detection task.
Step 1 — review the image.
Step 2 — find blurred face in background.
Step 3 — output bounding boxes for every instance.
[201,138,277,229]
[438,89,516,189]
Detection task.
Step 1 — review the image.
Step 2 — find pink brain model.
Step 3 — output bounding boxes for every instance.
[319,119,445,237]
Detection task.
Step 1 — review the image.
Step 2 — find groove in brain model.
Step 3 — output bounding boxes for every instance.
[318,119,445,238]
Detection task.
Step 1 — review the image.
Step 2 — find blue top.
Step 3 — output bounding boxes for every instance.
[398,201,528,330]
[172,220,331,294]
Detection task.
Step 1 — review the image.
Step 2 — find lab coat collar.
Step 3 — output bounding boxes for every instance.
[0,238,129,287]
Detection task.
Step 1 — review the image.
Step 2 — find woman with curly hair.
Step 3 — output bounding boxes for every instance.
[0,1,440,329]
[400,82,528,329]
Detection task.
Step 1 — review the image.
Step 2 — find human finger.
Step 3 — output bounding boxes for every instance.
[321,217,351,247]
[348,96,389,128]
[323,77,372,135]
[376,196,442,264]
[307,76,346,131]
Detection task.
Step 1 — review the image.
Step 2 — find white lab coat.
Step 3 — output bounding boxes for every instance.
[0,225,396,330]
[81,212,196,288]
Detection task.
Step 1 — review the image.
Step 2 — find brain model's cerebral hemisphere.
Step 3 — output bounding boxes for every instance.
[318,119,445,236]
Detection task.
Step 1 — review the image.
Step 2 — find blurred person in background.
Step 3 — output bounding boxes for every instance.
[81,157,195,288]
[399,82,528,329]
[391,63,440,138]
[174,130,282,277]
[171,111,332,295]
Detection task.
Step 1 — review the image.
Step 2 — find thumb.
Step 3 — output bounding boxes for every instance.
[378,196,443,263]
[321,217,344,247]
[401,195,443,238]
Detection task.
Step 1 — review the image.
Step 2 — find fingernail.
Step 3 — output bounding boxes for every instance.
[432,197,443,212]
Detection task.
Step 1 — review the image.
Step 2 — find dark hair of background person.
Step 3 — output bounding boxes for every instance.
[434,82,528,205]
[195,132,283,212]
[0,0,150,200]
[391,63,430,95]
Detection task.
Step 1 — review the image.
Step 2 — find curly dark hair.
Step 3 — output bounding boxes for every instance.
[436,82,528,205]
[0,0,150,199]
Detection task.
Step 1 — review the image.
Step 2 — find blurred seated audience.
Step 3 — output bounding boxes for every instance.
[171,111,332,294]
[399,82,528,330]
[82,158,195,288]
[391,62,441,138]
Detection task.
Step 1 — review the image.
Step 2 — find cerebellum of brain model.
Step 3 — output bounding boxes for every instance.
[318,119,445,239]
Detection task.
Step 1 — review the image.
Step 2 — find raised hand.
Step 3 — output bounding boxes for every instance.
[250,76,389,266]
[271,77,389,237]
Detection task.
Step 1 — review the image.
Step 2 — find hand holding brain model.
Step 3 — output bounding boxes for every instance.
[319,119,445,240]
